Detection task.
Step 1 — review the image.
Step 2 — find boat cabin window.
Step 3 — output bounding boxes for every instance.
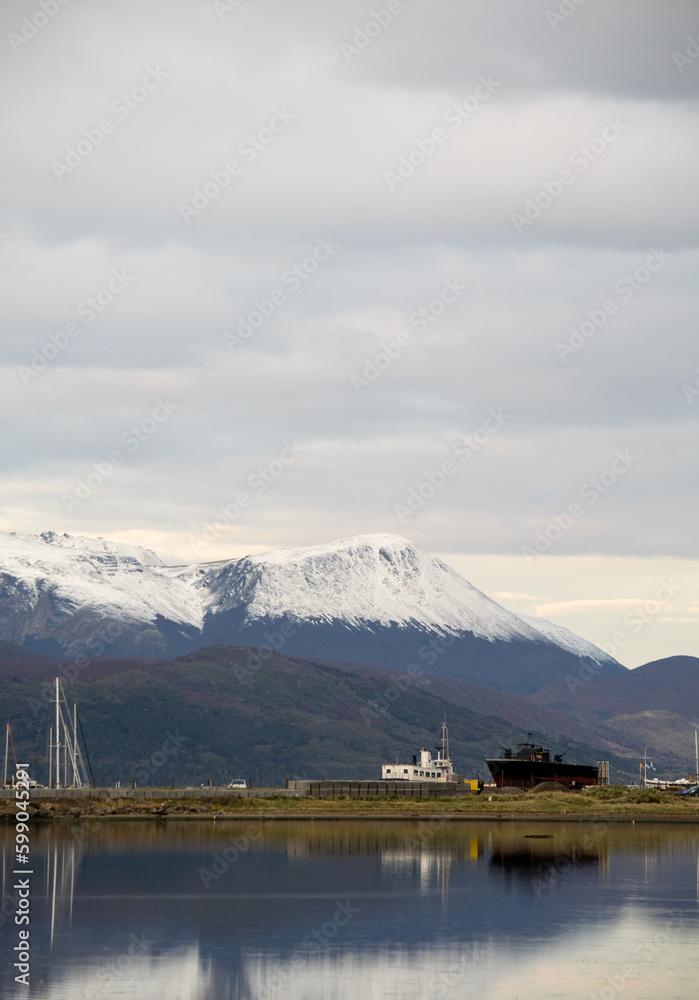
[413,770,418,775]
[386,768,391,773]
[403,768,408,774]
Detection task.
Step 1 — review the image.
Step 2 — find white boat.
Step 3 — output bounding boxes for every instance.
[381,722,458,783]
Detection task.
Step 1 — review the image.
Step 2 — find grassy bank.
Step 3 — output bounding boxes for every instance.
[4,785,699,821]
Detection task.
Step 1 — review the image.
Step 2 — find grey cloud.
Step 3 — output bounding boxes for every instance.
[0,0,697,571]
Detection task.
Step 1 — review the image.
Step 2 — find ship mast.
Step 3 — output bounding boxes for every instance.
[49,679,88,789]
[440,719,452,777]
[55,677,60,788]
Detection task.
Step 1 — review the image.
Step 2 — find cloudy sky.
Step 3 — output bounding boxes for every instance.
[1,0,698,667]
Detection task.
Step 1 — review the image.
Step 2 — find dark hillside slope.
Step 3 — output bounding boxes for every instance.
[529,655,699,720]
[0,645,646,786]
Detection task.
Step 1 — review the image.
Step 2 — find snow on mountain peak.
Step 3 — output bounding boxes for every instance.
[2,530,163,566]
[0,530,618,668]
[194,533,559,644]
[522,614,614,665]
[0,529,199,630]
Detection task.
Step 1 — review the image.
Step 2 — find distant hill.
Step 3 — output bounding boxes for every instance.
[0,644,673,787]
[527,656,699,777]
[600,711,699,762]
[0,639,60,667]
[529,655,699,720]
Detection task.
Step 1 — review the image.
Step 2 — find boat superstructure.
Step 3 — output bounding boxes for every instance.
[381,722,460,783]
[486,733,600,789]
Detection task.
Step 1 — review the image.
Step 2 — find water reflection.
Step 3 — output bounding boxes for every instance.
[1,820,697,999]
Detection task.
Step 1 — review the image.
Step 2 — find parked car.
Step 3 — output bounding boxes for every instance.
[227,778,247,789]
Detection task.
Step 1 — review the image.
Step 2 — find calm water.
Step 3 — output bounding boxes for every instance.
[1,819,698,999]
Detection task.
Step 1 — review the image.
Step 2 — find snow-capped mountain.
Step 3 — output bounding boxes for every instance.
[0,530,624,693]
[0,530,202,658]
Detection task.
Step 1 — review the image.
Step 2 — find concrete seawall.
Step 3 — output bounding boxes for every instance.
[287,780,474,797]
[2,780,475,801]
[1,787,303,800]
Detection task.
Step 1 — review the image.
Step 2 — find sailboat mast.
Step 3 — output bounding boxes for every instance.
[55,677,60,790]
[695,729,698,781]
[73,704,78,787]
[3,724,8,787]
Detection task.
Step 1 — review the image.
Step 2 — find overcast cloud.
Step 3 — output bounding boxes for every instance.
[1,0,698,666]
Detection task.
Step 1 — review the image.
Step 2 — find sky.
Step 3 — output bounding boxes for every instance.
[1,0,698,668]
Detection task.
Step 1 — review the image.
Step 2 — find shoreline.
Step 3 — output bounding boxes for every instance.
[3,790,699,824]
[13,812,699,824]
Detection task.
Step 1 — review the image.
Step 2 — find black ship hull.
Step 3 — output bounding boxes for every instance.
[486,757,599,789]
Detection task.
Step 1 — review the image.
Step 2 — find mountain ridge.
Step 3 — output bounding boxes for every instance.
[1,642,694,784]
[0,643,643,786]
[0,529,624,694]
[529,655,699,720]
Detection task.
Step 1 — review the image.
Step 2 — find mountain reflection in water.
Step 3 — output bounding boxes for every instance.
[1,820,697,999]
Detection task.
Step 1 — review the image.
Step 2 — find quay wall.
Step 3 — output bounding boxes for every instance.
[0,787,303,801]
[2,781,475,801]
[287,780,474,797]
